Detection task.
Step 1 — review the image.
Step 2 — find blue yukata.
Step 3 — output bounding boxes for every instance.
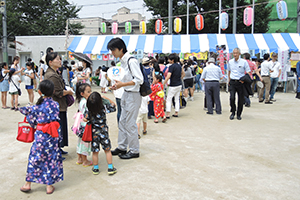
[20,97,64,185]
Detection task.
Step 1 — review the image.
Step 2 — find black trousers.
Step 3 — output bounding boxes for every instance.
[59,111,68,148]
[229,80,244,116]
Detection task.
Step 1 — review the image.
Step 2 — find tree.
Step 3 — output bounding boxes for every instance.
[0,0,83,37]
[143,0,273,34]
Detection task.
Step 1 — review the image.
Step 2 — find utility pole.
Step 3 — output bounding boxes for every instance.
[65,19,69,61]
[187,0,189,34]
[252,0,255,34]
[218,0,221,34]
[168,0,172,34]
[233,0,237,34]
[298,0,300,33]
[1,0,7,63]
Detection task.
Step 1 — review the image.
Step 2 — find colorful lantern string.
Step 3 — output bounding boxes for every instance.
[243,7,253,26]
[112,22,118,34]
[139,21,146,34]
[101,22,106,33]
[220,12,229,30]
[125,21,132,34]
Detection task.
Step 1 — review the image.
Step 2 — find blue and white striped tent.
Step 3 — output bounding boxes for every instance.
[67,33,300,54]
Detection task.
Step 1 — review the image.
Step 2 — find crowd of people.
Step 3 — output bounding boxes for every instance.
[1,39,299,195]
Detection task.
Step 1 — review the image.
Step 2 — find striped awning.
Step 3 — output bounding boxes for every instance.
[67,33,300,54]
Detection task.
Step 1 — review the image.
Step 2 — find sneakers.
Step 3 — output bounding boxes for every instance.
[108,167,117,175]
[270,99,276,102]
[265,101,273,104]
[92,167,100,175]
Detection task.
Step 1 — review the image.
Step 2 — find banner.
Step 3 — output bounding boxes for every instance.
[184,52,207,60]
[278,49,289,82]
[97,55,102,60]
[91,54,97,60]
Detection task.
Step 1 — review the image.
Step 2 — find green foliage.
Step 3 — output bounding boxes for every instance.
[0,0,83,37]
[144,0,273,34]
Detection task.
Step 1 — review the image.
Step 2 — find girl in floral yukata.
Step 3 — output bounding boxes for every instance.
[19,80,63,195]
[149,74,167,123]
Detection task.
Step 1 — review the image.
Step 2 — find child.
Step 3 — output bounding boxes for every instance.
[84,92,117,175]
[74,82,92,166]
[19,80,63,195]
[149,74,167,123]
[8,68,21,111]
[136,95,150,139]
[21,62,35,105]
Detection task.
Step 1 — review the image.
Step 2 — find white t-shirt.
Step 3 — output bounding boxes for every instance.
[270,61,281,78]
[9,75,21,93]
[139,96,150,114]
[23,69,34,86]
[83,67,91,84]
[1,69,9,80]
[260,60,273,76]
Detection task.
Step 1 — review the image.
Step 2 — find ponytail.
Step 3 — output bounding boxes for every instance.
[36,96,44,105]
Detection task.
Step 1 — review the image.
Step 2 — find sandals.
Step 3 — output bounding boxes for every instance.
[154,120,158,123]
[46,186,55,195]
[20,186,31,193]
[162,117,167,123]
[76,161,83,165]
[83,161,93,167]
[2,106,10,109]
[142,130,147,135]
[172,114,178,117]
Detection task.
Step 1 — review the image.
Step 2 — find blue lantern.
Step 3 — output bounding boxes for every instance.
[220,12,228,30]
[276,0,288,21]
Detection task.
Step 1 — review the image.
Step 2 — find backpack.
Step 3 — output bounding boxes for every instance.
[127,57,152,97]
[162,65,168,79]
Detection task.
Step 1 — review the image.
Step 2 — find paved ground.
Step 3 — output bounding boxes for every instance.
[1,84,300,200]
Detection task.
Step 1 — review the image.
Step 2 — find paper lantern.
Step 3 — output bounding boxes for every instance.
[139,21,146,34]
[243,7,253,26]
[219,12,228,30]
[103,54,109,61]
[174,17,182,33]
[101,22,106,33]
[155,19,163,34]
[276,0,288,21]
[125,21,132,34]
[112,22,118,34]
[195,14,204,31]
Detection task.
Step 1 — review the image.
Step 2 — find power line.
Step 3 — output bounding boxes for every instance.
[77,0,138,7]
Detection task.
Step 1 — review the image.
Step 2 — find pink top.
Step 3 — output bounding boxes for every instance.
[159,64,168,78]
[246,60,256,79]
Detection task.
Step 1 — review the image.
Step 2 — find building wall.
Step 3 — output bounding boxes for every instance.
[15,36,74,68]
[70,18,105,35]
[111,7,145,23]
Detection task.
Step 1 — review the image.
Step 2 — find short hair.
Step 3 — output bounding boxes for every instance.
[272,52,278,57]
[111,61,116,66]
[244,53,251,60]
[158,57,165,64]
[263,53,270,60]
[168,53,179,63]
[71,61,75,65]
[27,58,32,62]
[40,60,44,64]
[233,48,241,53]
[107,38,127,54]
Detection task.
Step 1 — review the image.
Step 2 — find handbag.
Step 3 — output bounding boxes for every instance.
[17,117,35,143]
[66,94,75,107]
[82,124,92,142]
[11,79,22,96]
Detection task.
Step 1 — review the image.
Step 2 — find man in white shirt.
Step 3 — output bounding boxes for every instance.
[259,53,273,104]
[269,53,281,101]
[107,38,143,159]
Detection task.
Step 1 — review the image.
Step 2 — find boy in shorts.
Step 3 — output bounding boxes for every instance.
[136,96,150,139]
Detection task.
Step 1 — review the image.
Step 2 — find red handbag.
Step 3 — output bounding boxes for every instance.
[82,124,92,142]
[17,117,35,143]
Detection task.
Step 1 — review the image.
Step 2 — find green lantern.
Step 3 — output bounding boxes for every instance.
[125,21,132,34]
[101,22,106,33]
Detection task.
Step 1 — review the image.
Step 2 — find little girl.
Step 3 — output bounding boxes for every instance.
[84,91,117,175]
[74,82,92,166]
[19,80,63,195]
[8,68,21,111]
[21,62,35,105]
[149,74,167,123]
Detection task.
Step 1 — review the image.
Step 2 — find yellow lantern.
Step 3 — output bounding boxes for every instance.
[174,17,182,33]
[139,21,146,34]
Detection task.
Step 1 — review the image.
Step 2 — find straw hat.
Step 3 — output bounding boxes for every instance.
[142,57,151,65]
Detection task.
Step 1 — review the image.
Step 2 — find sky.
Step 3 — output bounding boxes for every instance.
[67,0,153,21]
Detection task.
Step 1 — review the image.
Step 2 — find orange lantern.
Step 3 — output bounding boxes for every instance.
[155,19,163,34]
[195,14,204,31]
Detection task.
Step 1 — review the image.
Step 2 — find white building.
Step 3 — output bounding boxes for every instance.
[111,7,145,23]
[69,17,107,35]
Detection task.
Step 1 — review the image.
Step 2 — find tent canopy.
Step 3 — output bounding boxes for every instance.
[67,33,300,55]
